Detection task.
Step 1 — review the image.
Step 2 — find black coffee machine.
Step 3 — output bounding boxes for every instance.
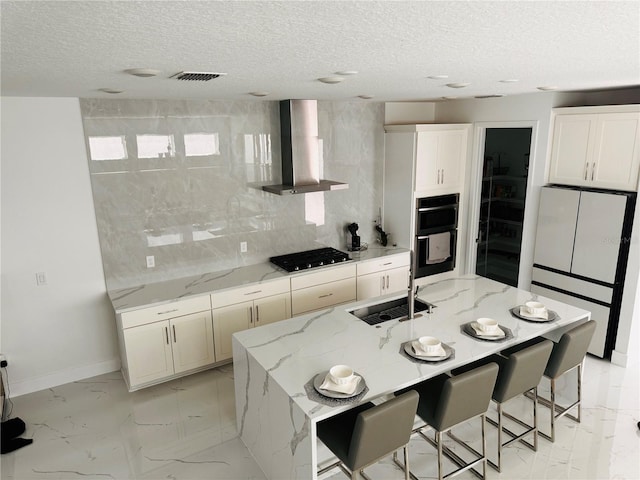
[346,223,361,251]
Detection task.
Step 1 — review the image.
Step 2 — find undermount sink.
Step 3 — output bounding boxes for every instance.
[348,297,435,325]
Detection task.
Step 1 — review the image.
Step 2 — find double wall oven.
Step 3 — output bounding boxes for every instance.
[415,193,459,278]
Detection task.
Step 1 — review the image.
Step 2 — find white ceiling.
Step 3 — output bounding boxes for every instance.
[2,1,639,102]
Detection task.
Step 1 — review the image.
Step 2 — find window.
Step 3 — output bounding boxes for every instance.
[136,134,175,159]
[184,133,220,157]
[88,136,128,161]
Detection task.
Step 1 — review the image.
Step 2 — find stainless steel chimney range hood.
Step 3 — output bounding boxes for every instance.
[262,100,348,195]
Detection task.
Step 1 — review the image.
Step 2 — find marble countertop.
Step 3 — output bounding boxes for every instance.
[108,246,408,313]
[233,275,591,422]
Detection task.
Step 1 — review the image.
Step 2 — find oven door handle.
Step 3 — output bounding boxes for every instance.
[417,205,458,212]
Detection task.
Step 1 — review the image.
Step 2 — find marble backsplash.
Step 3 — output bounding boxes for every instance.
[79,99,384,290]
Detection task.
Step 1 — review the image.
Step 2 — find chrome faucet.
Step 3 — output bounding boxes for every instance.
[408,249,416,320]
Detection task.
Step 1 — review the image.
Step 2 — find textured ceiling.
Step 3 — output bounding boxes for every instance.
[1,1,639,101]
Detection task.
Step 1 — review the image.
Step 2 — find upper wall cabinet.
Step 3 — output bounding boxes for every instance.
[384,124,470,195]
[548,105,640,191]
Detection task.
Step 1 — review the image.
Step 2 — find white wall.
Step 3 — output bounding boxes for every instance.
[1,97,119,396]
[384,102,435,125]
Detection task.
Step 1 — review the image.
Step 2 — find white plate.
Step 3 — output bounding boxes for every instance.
[403,341,453,362]
[313,371,366,399]
[463,322,511,341]
[510,306,558,323]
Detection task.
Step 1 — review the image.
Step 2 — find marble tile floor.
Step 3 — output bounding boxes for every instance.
[1,352,638,480]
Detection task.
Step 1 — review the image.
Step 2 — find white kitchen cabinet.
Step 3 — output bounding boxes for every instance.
[211,279,291,362]
[356,253,410,300]
[415,128,467,192]
[548,106,640,191]
[122,309,215,388]
[291,264,356,315]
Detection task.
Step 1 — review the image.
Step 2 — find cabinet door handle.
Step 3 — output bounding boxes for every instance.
[591,162,595,181]
[584,162,589,180]
[441,169,445,184]
[255,305,260,323]
[248,306,253,324]
[319,293,333,299]
[172,324,177,343]
[165,326,169,345]
[386,275,390,289]
[381,276,385,291]
[158,308,178,316]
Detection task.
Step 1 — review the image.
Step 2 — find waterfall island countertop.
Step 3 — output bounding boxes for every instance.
[232,275,591,480]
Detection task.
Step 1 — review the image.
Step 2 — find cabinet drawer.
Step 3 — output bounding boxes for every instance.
[291,264,356,291]
[291,277,356,316]
[531,267,613,304]
[356,253,410,276]
[121,295,211,329]
[211,278,290,308]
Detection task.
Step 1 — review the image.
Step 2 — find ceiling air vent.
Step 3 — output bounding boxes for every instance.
[170,71,226,81]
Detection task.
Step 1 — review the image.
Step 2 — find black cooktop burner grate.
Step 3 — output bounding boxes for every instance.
[270,247,351,272]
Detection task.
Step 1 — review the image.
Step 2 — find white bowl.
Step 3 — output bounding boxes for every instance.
[525,301,546,316]
[418,336,442,354]
[329,365,355,385]
[476,317,499,333]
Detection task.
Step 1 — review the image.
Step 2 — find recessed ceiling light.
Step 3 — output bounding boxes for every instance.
[124,68,161,78]
[336,70,358,76]
[499,79,519,83]
[428,75,449,80]
[537,85,559,91]
[318,76,345,84]
[98,88,124,94]
[446,82,471,88]
[249,91,270,97]
[358,95,374,99]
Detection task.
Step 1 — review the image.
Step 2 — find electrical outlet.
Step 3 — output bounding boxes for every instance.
[146,255,155,268]
[240,241,248,253]
[36,272,47,286]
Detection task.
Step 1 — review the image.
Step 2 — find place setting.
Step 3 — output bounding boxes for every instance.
[305,364,369,406]
[400,335,455,364]
[510,301,559,323]
[462,317,513,342]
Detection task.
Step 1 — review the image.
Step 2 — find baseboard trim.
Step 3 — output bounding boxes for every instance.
[9,358,121,398]
[610,350,628,367]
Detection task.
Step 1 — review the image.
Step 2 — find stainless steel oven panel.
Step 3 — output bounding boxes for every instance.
[416,193,460,235]
[415,230,457,278]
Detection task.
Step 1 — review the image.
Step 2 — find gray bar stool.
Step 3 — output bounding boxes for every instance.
[317,390,419,480]
[452,339,554,471]
[397,362,499,480]
[503,320,596,442]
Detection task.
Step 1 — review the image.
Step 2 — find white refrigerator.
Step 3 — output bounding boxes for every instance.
[531,186,636,358]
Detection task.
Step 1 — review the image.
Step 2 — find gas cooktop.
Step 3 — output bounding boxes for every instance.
[269,247,351,272]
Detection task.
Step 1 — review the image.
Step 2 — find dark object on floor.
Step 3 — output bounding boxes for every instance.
[1,417,33,454]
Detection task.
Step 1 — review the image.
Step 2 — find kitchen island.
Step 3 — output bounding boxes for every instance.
[232,275,591,480]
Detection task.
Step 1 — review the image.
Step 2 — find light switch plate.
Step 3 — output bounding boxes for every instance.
[146,256,155,268]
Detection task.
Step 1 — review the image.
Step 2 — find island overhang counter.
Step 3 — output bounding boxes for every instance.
[232,275,591,480]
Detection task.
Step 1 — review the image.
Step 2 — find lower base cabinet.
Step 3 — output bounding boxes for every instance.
[123,310,215,388]
[212,292,291,362]
[357,266,409,300]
